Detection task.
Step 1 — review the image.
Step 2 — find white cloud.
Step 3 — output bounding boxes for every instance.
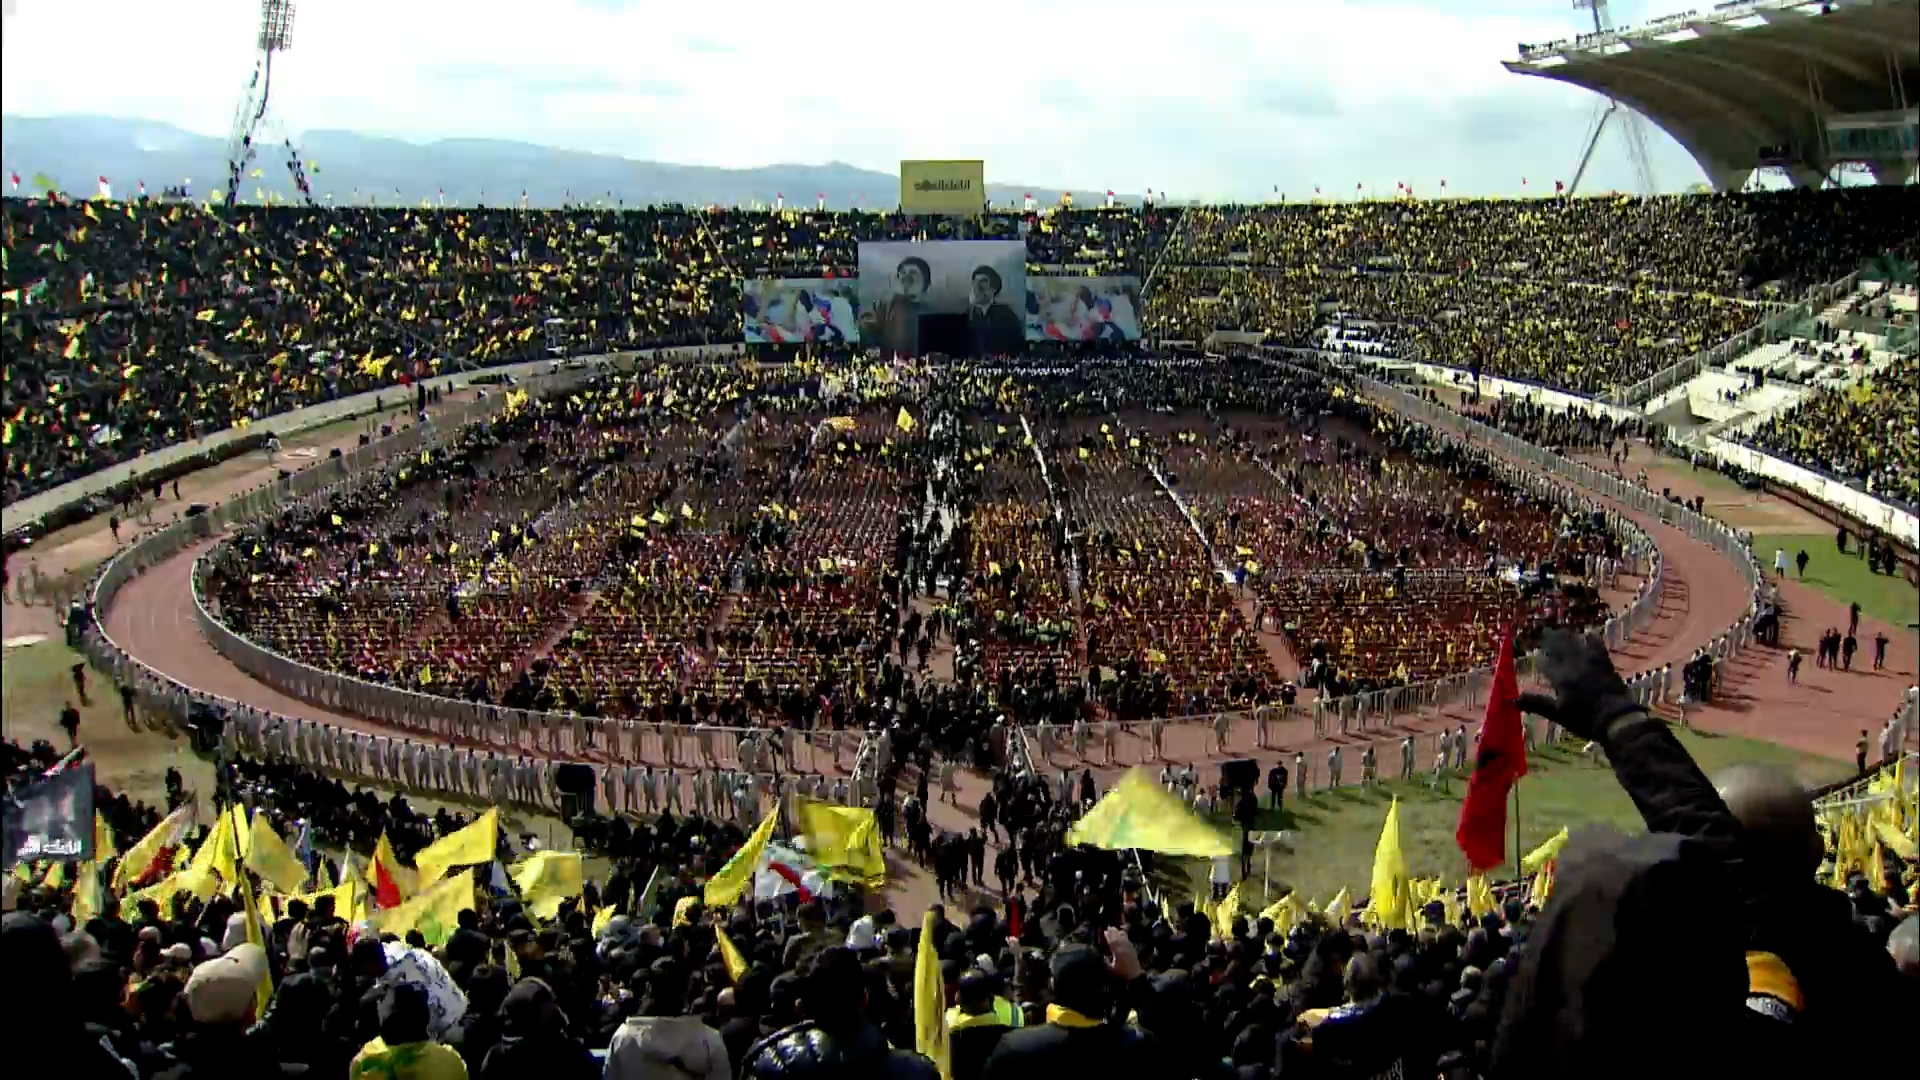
[0,0,1710,197]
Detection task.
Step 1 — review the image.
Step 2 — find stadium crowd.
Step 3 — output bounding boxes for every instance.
[1741,352,1920,508]
[9,188,1917,510]
[7,625,1916,1080]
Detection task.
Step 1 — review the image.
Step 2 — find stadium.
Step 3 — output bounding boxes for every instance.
[1,1,1917,1078]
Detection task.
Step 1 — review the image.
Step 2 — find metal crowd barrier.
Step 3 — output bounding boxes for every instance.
[82,356,1768,801]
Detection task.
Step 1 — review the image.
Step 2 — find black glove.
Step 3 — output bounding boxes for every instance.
[1515,628,1644,743]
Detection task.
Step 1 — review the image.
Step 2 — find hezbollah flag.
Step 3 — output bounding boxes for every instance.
[896,406,916,433]
[914,908,952,1080]
[414,808,499,889]
[234,858,277,1018]
[705,809,778,908]
[1065,769,1234,857]
[188,805,250,885]
[715,925,750,984]
[245,813,309,895]
[795,799,886,888]
[1365,797,1413,932]
[1522,826,1570,875]
[1212,880,1244,940]
[295,872,367,927]
[94,813,118,862]
[372,869,476,946]
[510,851,584,921]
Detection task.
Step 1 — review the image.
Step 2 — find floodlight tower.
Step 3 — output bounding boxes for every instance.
[1566,0,1659,196]
[225,0,315,207]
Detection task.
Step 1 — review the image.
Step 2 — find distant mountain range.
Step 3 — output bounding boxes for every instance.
[1,115,1137,210]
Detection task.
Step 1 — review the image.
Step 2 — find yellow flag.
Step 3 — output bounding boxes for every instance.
[1528,861,1556,908]
[414,808,498,889]
[795,800,887,888]
[1365,797,1412,932]
[1065,769,1234,857]
[246,813,309,895]
[373,869,476,946]
[510,851,584,920]
[1212,880,1244,939]
[673,895,700,927]
[1521,826,1570,875]
[295,872,364,926]
[1259,892,1308,936]
[235,861,276,1018]
[1466,874,1497,918]
[705,809,778,908]
[71,861,104,924]
[189,805,249,886]
[115,802,197,891]
[1325,886,1352,923]
[715,925,750,984]
[895,407,916,433]
[94,814,117,861]
[914,909,952,1080]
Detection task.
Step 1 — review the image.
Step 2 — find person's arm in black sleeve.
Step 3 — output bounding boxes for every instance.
[1518,630,1740,848]
[1595,712,1742,849]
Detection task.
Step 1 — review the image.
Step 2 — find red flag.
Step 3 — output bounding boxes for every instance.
[1455,628,1527,872]
[371,858,403,909]
[1008,894,1023,938]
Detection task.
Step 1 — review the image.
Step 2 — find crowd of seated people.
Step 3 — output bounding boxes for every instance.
[1741,352,1920,509]
[198,358,1635,737]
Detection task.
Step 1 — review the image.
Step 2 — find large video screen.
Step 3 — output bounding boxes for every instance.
[857,240,1027,357]
[741,279,861,345]
[1025,276,1144,343]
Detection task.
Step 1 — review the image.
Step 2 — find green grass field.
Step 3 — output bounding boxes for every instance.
[1751,532,1920,630]
[1212,731,1851,906]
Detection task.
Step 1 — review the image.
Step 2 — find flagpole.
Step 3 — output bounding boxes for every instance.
[1511,781,1521,883]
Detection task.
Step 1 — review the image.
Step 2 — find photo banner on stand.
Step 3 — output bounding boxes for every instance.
[3,762,95,867]
[857,240,1026,357]
[741,279,861,345]
[1025,276,1144,343]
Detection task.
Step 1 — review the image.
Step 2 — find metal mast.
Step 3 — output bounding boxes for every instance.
[224,1,315,207]
[1567,0,1660,196]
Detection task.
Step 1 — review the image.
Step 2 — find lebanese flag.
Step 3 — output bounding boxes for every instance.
[9,172,19,191]
[752,843,820,902]
[1455,628,1527,871]
[97,176,112,200]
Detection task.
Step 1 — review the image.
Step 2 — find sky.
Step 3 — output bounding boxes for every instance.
[0,0,1726,200]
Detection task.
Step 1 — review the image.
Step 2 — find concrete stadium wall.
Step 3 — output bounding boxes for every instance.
[1695,434,1919,548]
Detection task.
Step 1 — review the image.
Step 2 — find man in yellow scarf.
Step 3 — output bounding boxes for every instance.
[979,928,1176,1080]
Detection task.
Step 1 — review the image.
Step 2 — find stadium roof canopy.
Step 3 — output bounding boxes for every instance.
[1507,0,1919,191]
